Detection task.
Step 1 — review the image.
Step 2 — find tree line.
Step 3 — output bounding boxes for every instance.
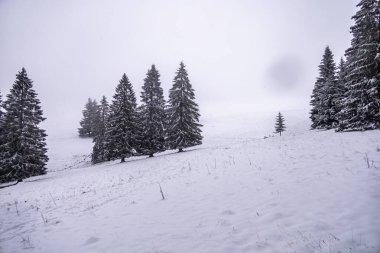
[310,0,380,131]
[78,62,203,164]
[0,0,377,184]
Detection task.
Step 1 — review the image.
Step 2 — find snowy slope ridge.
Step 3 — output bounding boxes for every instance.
[1,114,380,253]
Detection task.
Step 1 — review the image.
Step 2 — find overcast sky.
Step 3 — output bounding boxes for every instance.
[0,0,357,136]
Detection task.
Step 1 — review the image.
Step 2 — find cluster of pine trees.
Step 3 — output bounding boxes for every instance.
[310,0,380,131]
[0,68,48,183]
[78,62,203,164]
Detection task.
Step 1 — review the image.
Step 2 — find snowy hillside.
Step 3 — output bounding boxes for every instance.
[1,111,379,253]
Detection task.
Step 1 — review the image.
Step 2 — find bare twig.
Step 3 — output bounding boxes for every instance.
[49,192,56,206]
[364,153,370,168]
[14,200,19,216]
[40,212,48,223]
[19,235,33,249]
[158,183,165,200]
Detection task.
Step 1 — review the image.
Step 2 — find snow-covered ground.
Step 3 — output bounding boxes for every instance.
[1,110,380,253]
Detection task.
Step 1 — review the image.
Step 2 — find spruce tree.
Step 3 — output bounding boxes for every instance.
[0,68,48,183]
[335,58,349,115]
[0,91,4,159]
[338,0,380,130]
[337,58,348,95]
[0,90,3,119]
[274,112,286,136]
[338,58,347,86]
[134,104,145,155]
[104,74,139,162]
[310,46,340,129]
[91,96,109,164]
[140,65,166,157]
[166,62,203,152]
[78,98,98,137]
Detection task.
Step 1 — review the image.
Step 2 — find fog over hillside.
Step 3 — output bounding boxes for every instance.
[1,1,379,253]
[0,0,357,136]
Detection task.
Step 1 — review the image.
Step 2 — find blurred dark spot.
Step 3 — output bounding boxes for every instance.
[264,56,303,93]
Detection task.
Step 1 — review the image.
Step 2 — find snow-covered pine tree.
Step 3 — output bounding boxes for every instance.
[338,57,347,86]
[166,62,202,152]
[133,104,145,155]
[78,98,98,137]
[140,65,166,157]
[0,68,48,183]
[0,90,3,119]
[274,112,286,136]
[337,58,348,91]
[338,0,380,130]
[91,96,110,164]
[335,58,349,115]
[104,74,140,162]
[310,46,340,129]
[0,90,4,159]
[103,120,115,161]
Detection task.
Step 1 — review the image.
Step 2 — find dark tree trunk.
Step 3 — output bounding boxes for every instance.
[178,148,183,152]
[120,157,125,163]
[149,154,154,158]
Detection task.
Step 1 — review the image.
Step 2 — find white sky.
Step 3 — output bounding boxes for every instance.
[0,0,357,136]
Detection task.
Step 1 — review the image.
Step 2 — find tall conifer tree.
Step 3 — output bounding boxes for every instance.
[335,58,348,115]
[166,62,202,152]
[0,90,3,119]
[140,65,166,157]
[338,0,380,130]
[310,46,340,129]
[78,98,99,137]
[91,96,110,164]
[0,68,48,183]
[105,74,139,162]
[0,91,4,158]
[337,58,348,89]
